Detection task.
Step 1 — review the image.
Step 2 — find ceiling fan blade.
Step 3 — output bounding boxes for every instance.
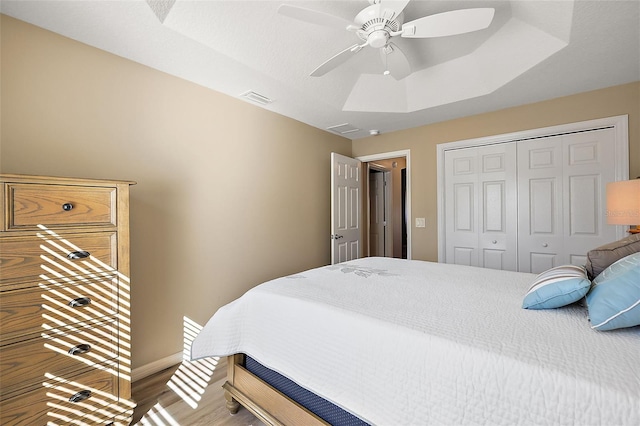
[381,42,411,80]
[379,0,411,20]
[278,4,354,31]
[311,44,363,77]
[401,8,495,38]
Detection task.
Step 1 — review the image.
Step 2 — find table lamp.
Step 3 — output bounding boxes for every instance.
[606,179,640,233]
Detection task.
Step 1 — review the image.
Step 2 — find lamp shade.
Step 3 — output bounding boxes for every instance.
[606,180,640,225]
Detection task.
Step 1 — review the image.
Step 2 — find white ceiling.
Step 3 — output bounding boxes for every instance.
[2,0,639,139]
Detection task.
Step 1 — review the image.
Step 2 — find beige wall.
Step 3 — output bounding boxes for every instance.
[352,81,640,262]
[0,15,351,369]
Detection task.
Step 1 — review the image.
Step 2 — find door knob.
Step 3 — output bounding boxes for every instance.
[492,240,497,244]
[542,243,548,247]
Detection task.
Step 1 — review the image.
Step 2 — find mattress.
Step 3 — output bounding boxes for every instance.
[191,257,640,425]
[244,356,368,426]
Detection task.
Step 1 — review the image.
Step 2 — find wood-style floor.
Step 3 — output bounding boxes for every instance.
[131,357,266,425]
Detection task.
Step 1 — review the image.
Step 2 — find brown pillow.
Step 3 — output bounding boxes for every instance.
[585,233,640,279]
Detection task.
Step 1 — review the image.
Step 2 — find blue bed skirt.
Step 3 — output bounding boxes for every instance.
[245,356,369,426]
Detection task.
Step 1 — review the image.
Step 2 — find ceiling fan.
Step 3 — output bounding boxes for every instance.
[278,0,495,80]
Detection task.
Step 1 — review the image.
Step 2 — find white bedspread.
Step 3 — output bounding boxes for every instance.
[191,257,640,425]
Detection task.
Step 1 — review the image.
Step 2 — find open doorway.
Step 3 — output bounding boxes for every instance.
[368,165,391,257]
[359,153,410,260]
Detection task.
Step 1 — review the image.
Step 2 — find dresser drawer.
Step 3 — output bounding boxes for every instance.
[1,275,118,344]
[1,321,119,398]
[7,183,116,229]
[0,232,117,286]
[0,362,128,426]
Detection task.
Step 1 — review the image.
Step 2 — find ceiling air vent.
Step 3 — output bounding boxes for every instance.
[240,90,273,105]
[327,123,360,135]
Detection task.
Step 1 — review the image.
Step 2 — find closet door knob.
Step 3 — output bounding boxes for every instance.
[62,203,74,211]
[492,240,497,244]
[542,243,548,247]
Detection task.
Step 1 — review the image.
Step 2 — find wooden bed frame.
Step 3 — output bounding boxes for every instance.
[223,354,330,426]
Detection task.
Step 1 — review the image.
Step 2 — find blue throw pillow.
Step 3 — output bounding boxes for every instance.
[593,251,640,284]
[586,253,640,331]
[522,265,591,310]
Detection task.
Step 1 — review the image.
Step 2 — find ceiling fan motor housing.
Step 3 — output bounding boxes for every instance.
[355,4,404,48]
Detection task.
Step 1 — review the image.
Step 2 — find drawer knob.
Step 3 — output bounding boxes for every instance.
[69,390,92,403]
[67,250,91,260]
[62,202,74,211]
[68,297,92,308]
[68,343,92,356]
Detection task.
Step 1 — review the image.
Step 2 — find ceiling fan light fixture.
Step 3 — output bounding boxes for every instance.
[368,30,389,48]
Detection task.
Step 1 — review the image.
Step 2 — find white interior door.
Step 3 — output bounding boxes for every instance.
[444,147,480,267]
[517,135,565,273]
[477,143,518,271]
[518,128,619,273]
[331,152,362,264]
[562,128,618,266]
[369,170,385,257]
[444,144,517,270]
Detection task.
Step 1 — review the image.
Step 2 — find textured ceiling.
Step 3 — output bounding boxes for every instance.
[2,0,639,139]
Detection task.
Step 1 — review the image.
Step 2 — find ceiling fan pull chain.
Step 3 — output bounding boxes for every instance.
[383,48,390,76]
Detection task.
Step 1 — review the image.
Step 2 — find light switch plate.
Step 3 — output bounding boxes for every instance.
[415,218,426,228]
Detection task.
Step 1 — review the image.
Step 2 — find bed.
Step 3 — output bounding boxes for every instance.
[191,256,640,425]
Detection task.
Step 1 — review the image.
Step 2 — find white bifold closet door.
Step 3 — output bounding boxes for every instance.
[444,143,518,271]
[444,127,619,273]
[517,128,617,273]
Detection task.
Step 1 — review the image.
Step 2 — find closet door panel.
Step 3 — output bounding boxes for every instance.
[478,144,517,271]
[482,248,507,270]
[454,183,474,232]
[517,136,564,273]
[445,144,517,270]
[568,174,599,235]
[529,178,557,234]
[530,252,558,273]
[562,128,617,264]
[483,181,504,232]
[445,149,479,267]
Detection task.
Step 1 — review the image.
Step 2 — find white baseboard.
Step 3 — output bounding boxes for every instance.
[132,351,184,382]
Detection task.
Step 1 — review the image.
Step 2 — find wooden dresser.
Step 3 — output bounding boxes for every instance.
[0,174,136,425]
